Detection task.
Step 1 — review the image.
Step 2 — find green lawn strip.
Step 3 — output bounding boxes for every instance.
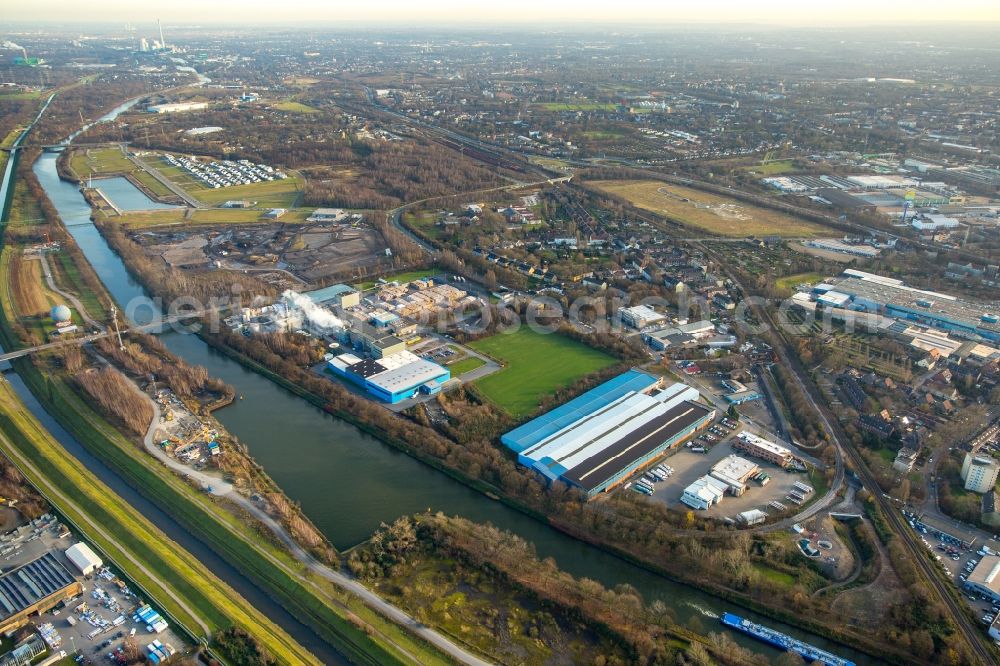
[51,250,109,320]
[468,328,616,417]
[183,177,302,208]
[774,272,825,292]
[131,169,175,198]
[353,270,437,291]
[445,356,485,376]
[0,381,316,664]
[21,363,415,666]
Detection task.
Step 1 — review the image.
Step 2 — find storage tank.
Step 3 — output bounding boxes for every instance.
[50,304,72,322]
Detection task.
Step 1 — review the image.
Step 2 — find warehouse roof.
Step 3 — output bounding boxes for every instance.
[560,401,710,491]
[711,455,760,484]
[346,357,388,379]
[736,432,793,458]
[830,270,999,335]
[366,357,449,395]
[501,370,660,453]
[303,284,357,305]
[968,555,1000,594]
[65,542,102,574]
[0,552,77,621]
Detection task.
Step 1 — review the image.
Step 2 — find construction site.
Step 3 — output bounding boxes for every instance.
[150,388,222,471]
[129,217,390,284]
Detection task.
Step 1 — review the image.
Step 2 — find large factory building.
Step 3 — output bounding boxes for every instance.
[816,269,1000,343]
[328,350,450,403]
[502,370,714,497]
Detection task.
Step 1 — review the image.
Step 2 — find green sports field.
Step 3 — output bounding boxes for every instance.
[468,328,616,417]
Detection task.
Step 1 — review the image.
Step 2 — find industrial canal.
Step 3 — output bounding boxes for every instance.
[20,98,877,665]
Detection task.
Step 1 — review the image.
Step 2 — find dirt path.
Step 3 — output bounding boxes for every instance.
[129,378,492,665]
[31,252,103,330]
[0,410,213,639]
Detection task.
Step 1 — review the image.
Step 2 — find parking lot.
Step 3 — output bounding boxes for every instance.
[0,516,184,664]
[904,512,1000,626]
[622,426,813,519]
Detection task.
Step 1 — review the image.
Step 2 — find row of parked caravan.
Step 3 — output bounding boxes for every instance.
[630,464,674,495]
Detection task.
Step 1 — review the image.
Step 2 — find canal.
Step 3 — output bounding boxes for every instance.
[0,96,353,665]
[26,101,876,665]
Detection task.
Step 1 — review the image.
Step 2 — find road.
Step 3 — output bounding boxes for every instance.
[364,98,999,659]
[706,258,997,662]
[0,386,214,640]
[130,369,492,665]
[126,153,204,208]
[32,252,104,330]
[920,410,1000,545]
[0,305,230,363]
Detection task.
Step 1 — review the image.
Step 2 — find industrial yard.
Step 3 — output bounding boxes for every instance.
[128,217,389,283]
[0,514,183,664]
[642,437,812,518]
[151,388,223,471]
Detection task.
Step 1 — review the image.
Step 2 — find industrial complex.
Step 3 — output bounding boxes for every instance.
[815,269,1000,343]
[501,370,715,497]
[227,277,478,404]
[328,350,450,403]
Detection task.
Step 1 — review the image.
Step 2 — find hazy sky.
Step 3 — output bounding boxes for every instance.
[7,0,1000,24]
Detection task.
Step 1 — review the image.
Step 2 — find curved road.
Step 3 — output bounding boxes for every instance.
[130,378,492,665]
[0,393,214,639]
[34,252,104,330]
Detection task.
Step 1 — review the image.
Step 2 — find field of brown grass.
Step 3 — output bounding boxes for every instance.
[10,256,48,316]
[588,179,827,237]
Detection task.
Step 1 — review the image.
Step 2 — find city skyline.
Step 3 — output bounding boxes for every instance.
[6,0,1000,25]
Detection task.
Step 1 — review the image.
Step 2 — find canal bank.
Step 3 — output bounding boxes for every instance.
[1,99,353,665]
[29,106,877,665]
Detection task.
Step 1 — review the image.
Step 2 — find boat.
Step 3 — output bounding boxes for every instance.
[720,612,855,666]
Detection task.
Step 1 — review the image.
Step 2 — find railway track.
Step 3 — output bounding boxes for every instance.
[753,295,996,665]
[691,239,995,663]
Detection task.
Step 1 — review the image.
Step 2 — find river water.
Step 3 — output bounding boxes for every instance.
[22,99,877,665]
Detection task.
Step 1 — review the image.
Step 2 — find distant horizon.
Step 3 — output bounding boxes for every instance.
[5,0,1000,26]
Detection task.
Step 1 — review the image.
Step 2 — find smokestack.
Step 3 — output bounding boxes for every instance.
[158,19,165,50]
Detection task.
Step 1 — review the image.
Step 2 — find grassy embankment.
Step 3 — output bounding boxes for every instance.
[0,154,447,665]
[468,327,616,417]
[1,178,109,341]
[0,271,445,665]
[0,379,318,665]
[14,360,432,666]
